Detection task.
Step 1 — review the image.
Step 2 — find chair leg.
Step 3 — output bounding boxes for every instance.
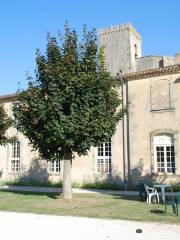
[177,205,179,216]
[149,196,151,204]
[165,201,167,215]
[174,203,178,216]
[157,194,159,203]
[172,203,176,215]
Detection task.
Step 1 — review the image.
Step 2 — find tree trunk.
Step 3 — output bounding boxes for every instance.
[63,151,72,199]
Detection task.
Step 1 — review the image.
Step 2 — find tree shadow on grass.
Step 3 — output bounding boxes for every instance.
[112,195,139,201]
[150,209,165,215]
[0,189,62,199]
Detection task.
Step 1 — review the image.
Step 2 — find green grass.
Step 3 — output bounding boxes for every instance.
[0,190,179,223]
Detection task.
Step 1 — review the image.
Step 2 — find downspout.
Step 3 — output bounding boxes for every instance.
[120,76,126,190]
[125,80,131,187]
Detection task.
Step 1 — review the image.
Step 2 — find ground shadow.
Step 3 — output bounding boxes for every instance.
[0,189,62,199]
[112,195,139,201]
[150,209,165,215]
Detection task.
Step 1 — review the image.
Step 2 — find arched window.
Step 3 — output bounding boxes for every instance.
[154,135,175,173]
[10,140,20,172]
[96,140,112,174]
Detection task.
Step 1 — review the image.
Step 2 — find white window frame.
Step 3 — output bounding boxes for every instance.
[9,140,21,172]
[95,141,112,174]
[154,135,175,174]
[48,160,60,174]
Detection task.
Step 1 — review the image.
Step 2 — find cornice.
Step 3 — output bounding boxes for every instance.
[121,64,180,81]
[0,93,17,102]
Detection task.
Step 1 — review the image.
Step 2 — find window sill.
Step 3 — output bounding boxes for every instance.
[150,108,175,113]
[8,171,21,175]
[94,172,112,175]
[48,172,61,176]
[155,172,176,176]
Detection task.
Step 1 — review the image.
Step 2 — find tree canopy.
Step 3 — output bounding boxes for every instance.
[0,104,12,145]
[13,24,127,199]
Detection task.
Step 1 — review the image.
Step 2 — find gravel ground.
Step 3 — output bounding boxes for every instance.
[0,211,179,240]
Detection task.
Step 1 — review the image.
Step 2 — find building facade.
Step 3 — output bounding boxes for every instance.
[0,23,180,187]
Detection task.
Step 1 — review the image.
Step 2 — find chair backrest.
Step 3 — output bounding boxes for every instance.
[144,184,149,193]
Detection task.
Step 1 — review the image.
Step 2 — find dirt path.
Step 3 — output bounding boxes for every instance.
[0,211,179,240]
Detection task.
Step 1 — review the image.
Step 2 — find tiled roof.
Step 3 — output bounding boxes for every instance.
[0,93,17,102]
[122,64,180,81]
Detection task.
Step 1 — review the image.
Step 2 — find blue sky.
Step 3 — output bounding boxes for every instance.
[0,0,180,95]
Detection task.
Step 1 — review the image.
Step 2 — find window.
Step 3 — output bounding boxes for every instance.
[154,135,175,174]
[10,140,20,172]
[96,141,112,174]
[134,44,138,58]
[48,160,60,173]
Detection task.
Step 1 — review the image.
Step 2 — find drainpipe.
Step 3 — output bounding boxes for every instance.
[120,76,126,190]
[125,80,131,187]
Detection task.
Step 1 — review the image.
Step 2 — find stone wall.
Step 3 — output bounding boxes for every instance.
[0,94,125,185]
[127,73,180,185]
[99,22,142,75]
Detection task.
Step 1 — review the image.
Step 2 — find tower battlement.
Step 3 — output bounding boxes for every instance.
[99,22,142,75]
[99,22,141,41]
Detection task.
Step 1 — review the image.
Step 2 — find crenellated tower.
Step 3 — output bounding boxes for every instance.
[99,22,142,75]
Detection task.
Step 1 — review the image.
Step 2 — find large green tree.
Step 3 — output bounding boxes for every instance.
[13,24,127,199]
[0,104,12,145]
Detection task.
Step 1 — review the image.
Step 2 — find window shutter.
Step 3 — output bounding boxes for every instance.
[151,79,171,110]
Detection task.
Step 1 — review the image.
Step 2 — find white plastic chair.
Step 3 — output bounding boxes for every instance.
[144,184,159,204]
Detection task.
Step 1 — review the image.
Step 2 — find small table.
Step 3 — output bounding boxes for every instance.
[153,184,173,203]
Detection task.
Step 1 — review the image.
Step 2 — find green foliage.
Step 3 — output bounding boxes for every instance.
[172,185,180,192]
[0,179,63,188]
[72,181,122,190]
[0,179,121,190]
[79,181,121,190]
[13,23,127,161]
[0,104,12,145]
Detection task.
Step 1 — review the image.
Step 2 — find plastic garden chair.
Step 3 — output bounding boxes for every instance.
[144,184,159,204]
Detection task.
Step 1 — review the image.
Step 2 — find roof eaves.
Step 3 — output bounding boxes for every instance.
[121,64,180,81]
[0,93,18,102]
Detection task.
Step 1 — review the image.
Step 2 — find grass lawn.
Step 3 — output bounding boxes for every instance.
[0,190,179,223]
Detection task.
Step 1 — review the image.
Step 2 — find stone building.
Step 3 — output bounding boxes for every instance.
[0,22,180,187]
